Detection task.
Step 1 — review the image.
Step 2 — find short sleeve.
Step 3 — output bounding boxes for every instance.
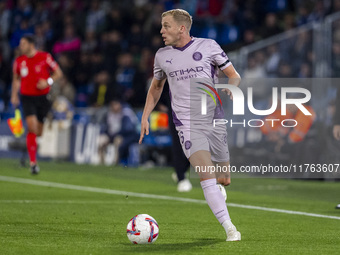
[46,53,59,71]
[153,51,166,80]
[13,59,19,75]
[210,40,232,70]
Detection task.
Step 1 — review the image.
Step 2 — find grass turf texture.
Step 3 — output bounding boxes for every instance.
[0,158,339,255]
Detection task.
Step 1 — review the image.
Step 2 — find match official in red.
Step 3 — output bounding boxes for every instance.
[11,34,63,174]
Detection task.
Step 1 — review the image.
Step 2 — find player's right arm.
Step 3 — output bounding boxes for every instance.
[11,61,21,107]
[139,77,166,144]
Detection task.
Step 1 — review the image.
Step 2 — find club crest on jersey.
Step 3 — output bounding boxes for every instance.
[193,52,202,61]
[20,66,28,77]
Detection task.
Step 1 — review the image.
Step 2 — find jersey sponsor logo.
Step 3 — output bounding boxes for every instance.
[169,66,203,77]
[193,52,202,61]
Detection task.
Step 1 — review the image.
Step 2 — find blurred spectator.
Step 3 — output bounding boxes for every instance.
[138,47,154,79]
[307,0,328,22]
[89,70,115,107]
[50,96,74,121]
[332,40,340,77]
[144,3,164,37]
[331,0,340,13]
[298,62,312,78]
[243,55,266,79]
[296,6,309,26]
[86,0,106,34]
[242,29,256,46]
[34,23,46,50]
[81,30,98,52]
[277,60,293,78]
[98,99,139,165]
[75,51,92,87]
[333,88,340,141]
[0,26,11,62]
[52,24,81,56]
[291,30,311,70]
[127,23,144,53]
[30,1,49,26]
[242,54,267,103]
[57,53,76,83]
[150,34,163,53]
[260,13,282,39]
[11,0,33,32]
[74,51,92,107]
[282,13,296,31]
[41,20,54,51]
[50,76,76,105]
[90,50,105,75]
[260,103,316,164]
[105,8,126,35]
[265,44,281,77]
[102,30,122,72]
[115,52,136,103]
[10,19,34,48]
[0,1,11,38]
[0,44,10,107]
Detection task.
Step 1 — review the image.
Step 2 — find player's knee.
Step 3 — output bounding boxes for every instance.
[218,178,231,186]
[222,179,231,186]
[27,128,38,135]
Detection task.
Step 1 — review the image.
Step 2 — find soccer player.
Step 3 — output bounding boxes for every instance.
[139,9,241,241]
[11,34,63,174]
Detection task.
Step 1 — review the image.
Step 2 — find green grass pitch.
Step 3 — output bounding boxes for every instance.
[0,158,339,255]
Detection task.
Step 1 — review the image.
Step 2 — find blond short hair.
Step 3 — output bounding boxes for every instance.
[162,9,193,31]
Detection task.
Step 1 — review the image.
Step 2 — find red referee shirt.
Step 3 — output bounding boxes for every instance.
[13,51,59,96]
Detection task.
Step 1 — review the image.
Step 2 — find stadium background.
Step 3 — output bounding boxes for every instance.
[0,0,339,174]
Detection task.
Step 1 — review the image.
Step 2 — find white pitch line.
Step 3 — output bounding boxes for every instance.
[1,175,339,221]
[0,200,113,204]
[0,200,156,204]
[227,203,340,220]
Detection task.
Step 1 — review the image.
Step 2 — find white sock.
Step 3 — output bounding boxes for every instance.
[200,179,230,224]
[222,220,235,233]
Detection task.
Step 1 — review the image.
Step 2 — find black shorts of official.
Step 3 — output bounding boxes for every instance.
[21,94,51,123]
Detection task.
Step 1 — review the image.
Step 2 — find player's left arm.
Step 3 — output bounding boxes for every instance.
[49,66,63,84]
[221,64,241,99]
[37,54,63,90]
[37,66,63,90]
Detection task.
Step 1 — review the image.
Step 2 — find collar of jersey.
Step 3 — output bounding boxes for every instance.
[172,38,194,51]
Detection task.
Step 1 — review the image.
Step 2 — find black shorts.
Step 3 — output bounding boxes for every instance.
[21,94,51,123]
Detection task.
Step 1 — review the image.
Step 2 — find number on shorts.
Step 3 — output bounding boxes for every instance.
[179,131,184,144]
